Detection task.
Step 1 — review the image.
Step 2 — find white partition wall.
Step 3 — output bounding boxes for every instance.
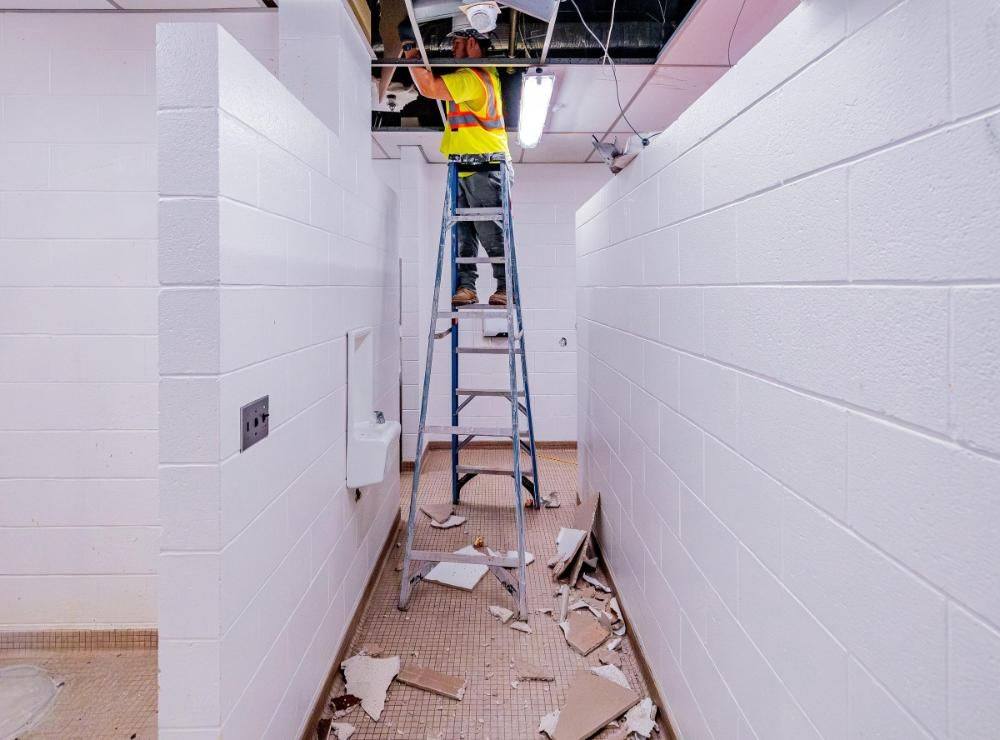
[576,1,1000,738]
[157,20,399,738]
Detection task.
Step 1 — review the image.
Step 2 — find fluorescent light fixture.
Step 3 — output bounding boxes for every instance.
[518,69,555,149]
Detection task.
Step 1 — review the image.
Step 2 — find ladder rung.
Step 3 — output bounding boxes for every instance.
[451,207,504,222]
[424,425,529,437]
[455,257,506,264]
[457,464,534,477]
[409,549,518,568]
[456,388,524,397]
[436,308,507,319]
[456,347,522,354]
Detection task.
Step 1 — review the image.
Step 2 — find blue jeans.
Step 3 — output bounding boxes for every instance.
[456,171,505,292]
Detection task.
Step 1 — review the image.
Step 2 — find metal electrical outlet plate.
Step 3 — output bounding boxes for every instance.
[240,396,269,452]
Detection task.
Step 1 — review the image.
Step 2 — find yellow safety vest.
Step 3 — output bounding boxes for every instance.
[440,67,510,159]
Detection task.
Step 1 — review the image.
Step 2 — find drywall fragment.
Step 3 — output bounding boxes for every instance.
[590,664,630,690]
[568,535,591,587]
[329,694,361,719]
[535,607,554,616]
[329,722,355,739]
[429,514,467,529]
[513,657,555,681]
[425,546,488,591]
[609,597,622,623]
[510,621,532,634]
[598,649,622,667]
[569,599,603,618]
[555,528,586,560]
[558,584,571,622]
[340,655,400,721]
[582,574,612,593]
[396,664,467,701]
[538,709,560,737]
[623,697,657,738]
[613,625,626,637]
[606,638,622,651]
[420,504,454,524]
[487,548,536,566]
[560,611,611,656]
[551,670,640,740]
[488,605,514,624]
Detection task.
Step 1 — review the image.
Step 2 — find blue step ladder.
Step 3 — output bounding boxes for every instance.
[399,153,540,619]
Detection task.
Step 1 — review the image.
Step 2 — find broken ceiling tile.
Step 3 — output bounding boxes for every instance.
[554,527,586,561]
[396,664,467,701]
[487,548,536,566]
[420,503,454,524]
[429,514,467,529]
[590,664,630,690]
[488,605,514,624]
[538,709,560,738]
[513,657,555,681]
[623,697,657,738]
[560,611,611,656]
[558,584,571,622]
[551,670,640,740]
[425,545,488,591]
[340,655,400,721]
[609,597,623,623]
[582,574,612,593]
[606,637,623,651]
[510,621,532,634]
[598,649,622,667]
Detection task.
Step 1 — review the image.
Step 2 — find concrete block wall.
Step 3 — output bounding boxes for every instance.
[378,157,607,461]
[575,1,1000,738]
[158,19,399,739]
[0,10,276,628]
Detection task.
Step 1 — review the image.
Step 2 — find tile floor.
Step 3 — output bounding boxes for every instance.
[0,647,157,739]
[323,446,664,739]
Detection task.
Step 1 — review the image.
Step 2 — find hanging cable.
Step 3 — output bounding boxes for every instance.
[603,0,617,65]
[727,0,749,66]
[567,0,649,146]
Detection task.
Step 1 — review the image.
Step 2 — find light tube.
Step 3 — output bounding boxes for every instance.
[517,70,555,149]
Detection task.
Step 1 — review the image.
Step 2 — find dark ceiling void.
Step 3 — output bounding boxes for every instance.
[370,0,696,130]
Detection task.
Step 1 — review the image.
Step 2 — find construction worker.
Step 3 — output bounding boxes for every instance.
[404,17,510,307]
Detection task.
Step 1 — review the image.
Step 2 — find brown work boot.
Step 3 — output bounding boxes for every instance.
[488,289,507,306]
[451,287,477,306]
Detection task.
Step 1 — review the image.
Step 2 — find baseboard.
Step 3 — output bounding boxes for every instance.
[300,513,402,740]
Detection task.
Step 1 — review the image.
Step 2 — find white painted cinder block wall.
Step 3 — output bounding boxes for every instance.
[157,14,399,739]
[576,1,1000,738]
[0,10,276,628]
[376,156,607,461]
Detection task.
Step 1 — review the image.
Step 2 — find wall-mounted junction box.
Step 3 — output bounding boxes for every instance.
[240,396,269,452]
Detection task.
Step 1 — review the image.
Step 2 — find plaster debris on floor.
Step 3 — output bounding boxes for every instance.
[318,447,664,739]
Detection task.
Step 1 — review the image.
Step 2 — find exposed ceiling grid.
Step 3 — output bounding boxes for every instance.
[0,1,270,8]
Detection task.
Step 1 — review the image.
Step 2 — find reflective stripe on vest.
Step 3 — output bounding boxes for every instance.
[448,67,505,132]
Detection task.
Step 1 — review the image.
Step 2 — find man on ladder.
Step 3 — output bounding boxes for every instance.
[398,13,540,620]
[404,14,509,307]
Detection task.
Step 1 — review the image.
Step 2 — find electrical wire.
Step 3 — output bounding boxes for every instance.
[566,0,649,146]
[603,0,617,65]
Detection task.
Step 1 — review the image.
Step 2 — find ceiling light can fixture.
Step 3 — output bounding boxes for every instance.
[518,67,555,149]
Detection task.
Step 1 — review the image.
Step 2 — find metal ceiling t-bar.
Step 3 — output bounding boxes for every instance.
[402,0,449,128]
[538,0,560,64]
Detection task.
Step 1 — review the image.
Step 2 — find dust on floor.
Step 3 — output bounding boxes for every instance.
[323,446,665,739]
[0,648,157,739]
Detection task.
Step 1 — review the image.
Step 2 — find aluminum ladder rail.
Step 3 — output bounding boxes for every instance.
[399,153,540,619]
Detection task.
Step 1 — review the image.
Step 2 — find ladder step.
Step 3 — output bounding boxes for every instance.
[424,425,530,437]
[456,388,524,397]
[436,307,507,319]
[409,549,518,568]
[455,257,506,264]
[451,207,504,222]
[456,347,522,354]
[457,464,534,477]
